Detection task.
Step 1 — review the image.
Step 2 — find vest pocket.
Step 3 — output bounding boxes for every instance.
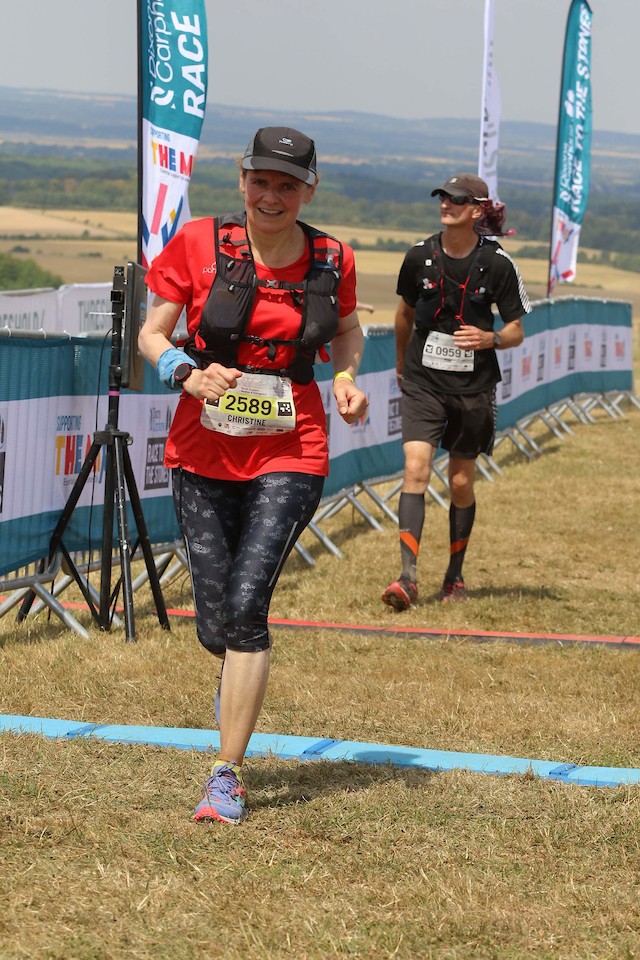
[415,287,440,333]
[465,292,493,328]
[200,266,256,340]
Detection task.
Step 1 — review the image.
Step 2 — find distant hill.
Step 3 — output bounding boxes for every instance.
[1,87,639,261]
[1,86,639,195]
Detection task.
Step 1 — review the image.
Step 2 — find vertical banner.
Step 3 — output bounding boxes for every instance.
[478,0,501,201]
[139,0,208,267]
[547,0,593,297]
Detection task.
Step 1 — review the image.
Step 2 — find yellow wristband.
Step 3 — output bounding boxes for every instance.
[333,371,354,384]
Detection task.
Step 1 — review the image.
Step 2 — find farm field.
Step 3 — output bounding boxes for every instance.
[0,206,137,240]
[0,206,638,339]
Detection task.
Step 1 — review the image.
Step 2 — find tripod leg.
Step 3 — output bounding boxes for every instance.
[18,441,105,624]
[121,442,170,631]
[99,435,117,631]
[50,441,103,552]
[113,434,136,642]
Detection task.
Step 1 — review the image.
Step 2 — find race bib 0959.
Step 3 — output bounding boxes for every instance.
[422,331,474,372]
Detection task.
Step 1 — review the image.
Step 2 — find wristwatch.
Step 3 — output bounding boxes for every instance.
[173,362,195,388]
[493,331,502,348]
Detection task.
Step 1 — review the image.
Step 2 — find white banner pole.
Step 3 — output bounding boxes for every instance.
[478,0,501,201]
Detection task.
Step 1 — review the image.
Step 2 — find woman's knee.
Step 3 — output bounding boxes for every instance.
[225,596,270,652]
[197,627,227,657]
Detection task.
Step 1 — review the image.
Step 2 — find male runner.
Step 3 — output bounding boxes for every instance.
[382,174,531,610]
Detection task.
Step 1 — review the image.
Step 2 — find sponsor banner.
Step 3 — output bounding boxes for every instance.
[497,324,632,407]
[317,367,404,500]
[119,392,179,497]
[0,289,59,332]
[140,0,208,267]
[0,392,178,528]
[548,0,593,296]
[57,283,113,334]
[478,0,501,200]
[0,302,633,574]
[0,284,115,335]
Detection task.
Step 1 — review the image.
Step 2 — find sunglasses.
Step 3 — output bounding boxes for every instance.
[436,192,474,206]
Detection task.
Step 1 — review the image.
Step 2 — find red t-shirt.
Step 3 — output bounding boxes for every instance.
[145,217,357,481]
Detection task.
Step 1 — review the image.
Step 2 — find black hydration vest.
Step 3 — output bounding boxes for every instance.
[183,213,343,385]
[414,235,499,336]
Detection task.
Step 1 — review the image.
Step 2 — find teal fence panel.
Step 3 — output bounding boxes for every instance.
[0,299,633,576]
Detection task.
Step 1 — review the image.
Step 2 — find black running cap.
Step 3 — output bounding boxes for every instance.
[242,127,317,185]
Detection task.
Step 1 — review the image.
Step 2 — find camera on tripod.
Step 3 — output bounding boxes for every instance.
[37,261,170,642]
[114,261,149,393]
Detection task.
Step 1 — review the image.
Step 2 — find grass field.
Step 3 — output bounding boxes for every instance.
[2,205,639,958]
[2,403,640,959]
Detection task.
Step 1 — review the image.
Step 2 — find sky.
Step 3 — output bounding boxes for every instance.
[1,0,638,137]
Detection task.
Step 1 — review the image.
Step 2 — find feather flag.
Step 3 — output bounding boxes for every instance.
[138,0,208,267]
[548,0,593,297]
[478,0,501,201]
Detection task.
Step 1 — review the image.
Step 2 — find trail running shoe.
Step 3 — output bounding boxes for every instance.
[193,761,248,824]
[381,576,418,611]
[439,578,468,603]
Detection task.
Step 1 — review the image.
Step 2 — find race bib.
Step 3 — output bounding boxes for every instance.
[422,331,474,372]
[200,372,296,437]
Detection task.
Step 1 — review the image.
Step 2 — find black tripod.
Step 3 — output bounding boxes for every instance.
[42,266,170,641]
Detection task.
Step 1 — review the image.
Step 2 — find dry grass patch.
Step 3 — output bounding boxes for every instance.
[1,341,640,960]
[2,731,640,959]
[284,408,640,638]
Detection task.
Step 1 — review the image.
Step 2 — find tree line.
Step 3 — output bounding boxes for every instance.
[1,149,639,289]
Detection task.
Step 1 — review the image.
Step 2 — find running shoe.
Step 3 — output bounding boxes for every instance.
[439,578,468,603]
[192,761,248,824]
[381,576,418,611]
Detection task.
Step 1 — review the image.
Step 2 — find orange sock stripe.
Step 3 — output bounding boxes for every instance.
[450,537,469,554]
[400,531,420,556]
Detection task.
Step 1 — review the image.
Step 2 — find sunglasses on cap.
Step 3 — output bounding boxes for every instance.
[435,191,475,206]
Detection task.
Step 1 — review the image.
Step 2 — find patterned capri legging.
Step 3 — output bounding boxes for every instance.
[172,468,325,655]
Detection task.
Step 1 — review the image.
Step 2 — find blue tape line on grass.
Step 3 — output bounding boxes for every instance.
[0,716,93,738]
[300,737,338,757]
[2,714,639,788]
[563,766,640,788]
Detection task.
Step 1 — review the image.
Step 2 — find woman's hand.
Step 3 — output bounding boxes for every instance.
[183,363,243,401]
[334,378,368,424]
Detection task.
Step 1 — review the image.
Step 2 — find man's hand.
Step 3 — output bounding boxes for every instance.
[452,325,493,351]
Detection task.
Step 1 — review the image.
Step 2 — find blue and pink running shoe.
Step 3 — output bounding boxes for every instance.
[193,760,248,824]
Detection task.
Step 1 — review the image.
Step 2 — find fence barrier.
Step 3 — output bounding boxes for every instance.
[0,296,635,634]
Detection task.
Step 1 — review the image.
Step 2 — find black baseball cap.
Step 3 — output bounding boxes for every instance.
[431,174,489,200]
[242,127,317,185]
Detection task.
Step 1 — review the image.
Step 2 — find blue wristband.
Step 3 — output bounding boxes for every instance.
[157,348,197,390]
